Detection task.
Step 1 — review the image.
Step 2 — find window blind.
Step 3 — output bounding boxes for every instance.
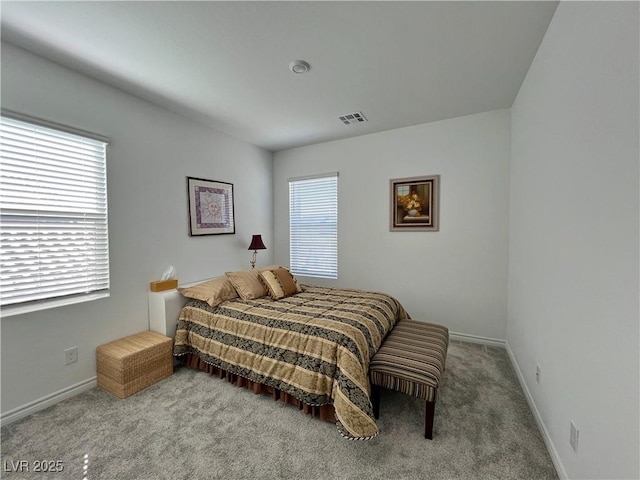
[289,173,338,279]
[0,114,110,309]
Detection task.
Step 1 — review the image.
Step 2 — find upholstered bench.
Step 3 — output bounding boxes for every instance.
[369,320,449,439]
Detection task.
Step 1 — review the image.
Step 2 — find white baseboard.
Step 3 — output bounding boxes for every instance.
[504,342,567,480]
[1,376,97,427]
[452,334,566,479]
[449,331,506,348]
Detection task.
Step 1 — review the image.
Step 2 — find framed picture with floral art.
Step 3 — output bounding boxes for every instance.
[187,176,235,236]
[390,175,440,231]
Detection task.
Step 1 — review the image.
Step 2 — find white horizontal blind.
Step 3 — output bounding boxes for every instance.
[0,115,109,308]
[289,173,338,279]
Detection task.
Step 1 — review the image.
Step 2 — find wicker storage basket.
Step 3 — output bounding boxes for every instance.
[97,331,173,398]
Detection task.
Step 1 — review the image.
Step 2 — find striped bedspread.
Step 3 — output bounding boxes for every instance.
[173,285,409,439]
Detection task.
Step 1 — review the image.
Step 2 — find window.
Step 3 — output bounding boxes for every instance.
[0,111,110,315]
[289,173,338,279]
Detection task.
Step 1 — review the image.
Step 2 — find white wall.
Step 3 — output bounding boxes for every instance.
[508,3,639,479]
[0,43,273,414]
[274,109,510,341]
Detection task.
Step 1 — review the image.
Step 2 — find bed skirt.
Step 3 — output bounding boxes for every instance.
[180,353,337,423]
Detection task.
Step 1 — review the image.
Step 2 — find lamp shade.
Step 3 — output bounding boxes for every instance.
[248,234,267,251]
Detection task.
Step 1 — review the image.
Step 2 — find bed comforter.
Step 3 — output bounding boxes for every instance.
[173,285,408,439]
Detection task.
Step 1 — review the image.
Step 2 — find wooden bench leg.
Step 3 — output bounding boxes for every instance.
[371,384,381,419]
[425,400,435,439]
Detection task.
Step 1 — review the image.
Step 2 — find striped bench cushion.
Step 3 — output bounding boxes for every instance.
[370,320,449,402]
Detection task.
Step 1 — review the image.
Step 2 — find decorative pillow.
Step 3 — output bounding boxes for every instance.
[177,277,238,307]
[259,265,281,273]
[225,269,268,300]
[259,267,301,300]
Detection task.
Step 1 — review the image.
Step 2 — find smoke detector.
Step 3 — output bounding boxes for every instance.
[289,60,310,74]
[338,111,368,125]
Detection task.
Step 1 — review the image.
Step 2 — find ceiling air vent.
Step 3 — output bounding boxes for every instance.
[338,111,367,125]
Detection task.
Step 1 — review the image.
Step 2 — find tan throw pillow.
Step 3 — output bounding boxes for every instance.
[259,265,281,272]
[225,270,267,300]
[259,267,301,300]
[177,277,238,307]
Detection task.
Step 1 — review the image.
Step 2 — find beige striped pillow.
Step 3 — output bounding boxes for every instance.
[177,277,238,307]
[225,269,268,300]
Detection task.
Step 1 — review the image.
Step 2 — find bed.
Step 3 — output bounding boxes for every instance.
[170,270,408,440]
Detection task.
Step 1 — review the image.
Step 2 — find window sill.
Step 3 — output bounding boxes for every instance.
[1,291,110,318]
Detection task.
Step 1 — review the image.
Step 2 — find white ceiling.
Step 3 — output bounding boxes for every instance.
[1,1,558,152]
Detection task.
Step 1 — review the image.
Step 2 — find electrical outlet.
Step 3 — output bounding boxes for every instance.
[535,365,541,383]
[64,346,78,365]
[570,421,579,453]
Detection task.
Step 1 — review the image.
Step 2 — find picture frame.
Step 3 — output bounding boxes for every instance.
[390,175,440,231]
[187,176,235,236]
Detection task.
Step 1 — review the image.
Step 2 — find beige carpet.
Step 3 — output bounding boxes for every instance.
[1,341,557,479]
